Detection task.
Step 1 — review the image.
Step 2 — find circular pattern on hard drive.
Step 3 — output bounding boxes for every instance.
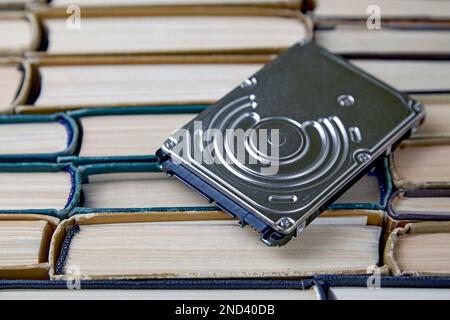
[204,95,351,190]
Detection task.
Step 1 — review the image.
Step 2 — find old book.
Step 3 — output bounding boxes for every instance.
[43,16,303,55]
[0,165,76,213]
[78,161,384,212]
[81,172,382,208]
[82,171,210,209]
[333,174,381,205]
[0,214,59,280]
[312,0,450,21]
[315,24,450,57]
[77,113,196,159]
[80,167,381,211]
[0,287,321,300]
[0,172,72,210]
[384,222,450,276]
[14,58,266,113]
[52,211,382,280]
[391,140,450,189]
[329,158,390,212]
[0,111,200,162]
[0,13,34,56]
[391,190,450,219]
[328,287,450,300]
[413,94,450,139]
[351,59,450,92]
[25,9,309,56]
[0,220,49,267]
[38,0,302,10]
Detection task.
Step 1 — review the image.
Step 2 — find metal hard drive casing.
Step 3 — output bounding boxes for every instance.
[157,43,425,246]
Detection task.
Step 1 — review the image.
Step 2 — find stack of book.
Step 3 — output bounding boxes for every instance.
[0,0,450,300]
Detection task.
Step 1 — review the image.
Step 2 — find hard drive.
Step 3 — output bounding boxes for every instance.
[156,42,425,246]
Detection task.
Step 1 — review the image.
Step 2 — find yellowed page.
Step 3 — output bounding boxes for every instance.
[51,0,299,6]
[393,144,450,185]
[0,18,31,53]
[0,172,72,210]
[414,95,450,137]
[352,60,450,92]
[0,220,48,266]
[82,173,209,208]
[0,122,68,154]
[0,65,22,112]
[316,25,450,55]
[314,0,450,19]
[45,16,307,54]
[395,233,450,274]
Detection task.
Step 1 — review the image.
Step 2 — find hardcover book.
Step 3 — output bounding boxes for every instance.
[0,13,36,56]
[9,56,269,114]
[385,189,450,233]
[20,8,311,57]
[65,108,199,164]
[0,59,26,114]
[0,278,322,300]
[318,275,450,300]
[0,113,77,162]
[0,163,80,218]
[0,214,59,280]
[315,23,450,58]
[0,0,39,9]
[50,210,383,280]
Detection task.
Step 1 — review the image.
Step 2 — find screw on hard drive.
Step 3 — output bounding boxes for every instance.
[337,94,355,107]
[277,217,292,230]
[357,152,372,163]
